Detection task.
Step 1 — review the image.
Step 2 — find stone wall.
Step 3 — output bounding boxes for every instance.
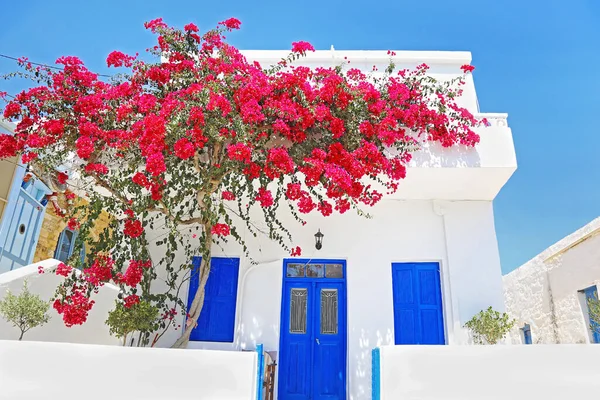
[33,196,112,263]
[504,217,600,344]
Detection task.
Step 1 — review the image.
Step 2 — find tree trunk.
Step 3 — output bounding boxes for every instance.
[171,251,211,348]
[18,331,24,341]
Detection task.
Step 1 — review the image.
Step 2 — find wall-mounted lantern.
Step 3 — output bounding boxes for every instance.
[314,229,324,250]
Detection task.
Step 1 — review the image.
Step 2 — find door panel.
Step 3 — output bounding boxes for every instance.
[392,263,445,345]
[0,186,45,272]
[280,282,312,400]
[313,282,345,400]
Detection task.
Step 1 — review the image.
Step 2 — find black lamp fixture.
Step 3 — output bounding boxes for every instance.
[314,229,324,250]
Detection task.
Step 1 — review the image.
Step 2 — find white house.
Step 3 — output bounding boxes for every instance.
[143,50,517,400]
[504,217,600,346]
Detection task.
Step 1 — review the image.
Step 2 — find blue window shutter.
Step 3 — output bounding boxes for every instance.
[523,324,532,344]
[584,286,600,344]
[54,228,78,263]
[188,257,240,342]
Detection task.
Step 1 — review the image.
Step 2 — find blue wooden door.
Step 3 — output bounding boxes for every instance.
[584,286,600,344]
[187,257,240,342]
[0,180,47,273]
[391,262,445,345]
[279,260,346,400]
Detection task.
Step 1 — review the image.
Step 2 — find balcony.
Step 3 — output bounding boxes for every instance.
[242,50,516,201]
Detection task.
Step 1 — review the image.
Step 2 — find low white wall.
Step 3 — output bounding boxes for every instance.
[0,259,120,345]
[0,340,257,400]
[377,344,600,399]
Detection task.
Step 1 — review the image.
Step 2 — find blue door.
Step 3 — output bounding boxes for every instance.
[584,286,600,344]
[391,262,445,345]
[279,260,346,400]
[187,257,240,342]
[0,179,48,273]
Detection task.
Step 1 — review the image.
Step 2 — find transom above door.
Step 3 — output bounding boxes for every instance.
[279,259,347,400]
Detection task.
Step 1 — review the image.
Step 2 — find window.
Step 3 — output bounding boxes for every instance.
[285,262,344,279]
[522,324,532,345]
[54,228,85,265]
[583,286,600,344]
[187,257,240,342]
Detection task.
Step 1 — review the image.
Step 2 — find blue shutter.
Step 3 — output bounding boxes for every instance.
[54,228,77,263]
[523,324,532,344]
[584,286,600,344]
[187,257,240,342]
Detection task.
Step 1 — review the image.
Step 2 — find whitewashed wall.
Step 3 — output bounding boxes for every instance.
[0,340,257,400]
[504,217,600,344]
[0,259,120,345]
[375,344,600,399]
[148,198,506,399]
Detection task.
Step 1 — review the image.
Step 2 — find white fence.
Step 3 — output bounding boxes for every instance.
[0,340,257,400]
[373,344,600,399]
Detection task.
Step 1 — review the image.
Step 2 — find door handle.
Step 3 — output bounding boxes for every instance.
[316,338,320,345]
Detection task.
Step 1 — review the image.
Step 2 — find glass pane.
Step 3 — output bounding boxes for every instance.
[306,264,324,277]
[290,288,307,333]
[321,289,338,334]
[286,263,305,277]
[325,264,343,278]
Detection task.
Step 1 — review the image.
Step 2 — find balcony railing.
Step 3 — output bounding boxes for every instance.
[476,113,509,127]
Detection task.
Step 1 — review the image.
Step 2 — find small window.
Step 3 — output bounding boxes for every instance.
[290,288,308,334]
[187,257,240,342]
[286,263,305,278]
[522,324,532,345]
[306,264,324,277]
[285,261,344,279]
[54,228,85,265]
[326,264,344,278]
[583,286,600,344]
[320,289,338,334]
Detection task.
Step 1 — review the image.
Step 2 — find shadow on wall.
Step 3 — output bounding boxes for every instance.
[235,260,282,352]
[410,140,481,168]
[351,327,394,400]
[0,259,121,345]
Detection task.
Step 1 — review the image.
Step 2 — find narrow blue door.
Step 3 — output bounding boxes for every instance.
[391,262,445,345]
[187,257,240,342]
[279,260,346,400]
[584,286,600,344]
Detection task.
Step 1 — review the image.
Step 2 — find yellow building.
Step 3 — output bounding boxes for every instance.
[0,118,110,272]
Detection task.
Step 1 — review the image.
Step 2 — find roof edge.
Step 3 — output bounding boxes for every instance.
[240,50,472,65]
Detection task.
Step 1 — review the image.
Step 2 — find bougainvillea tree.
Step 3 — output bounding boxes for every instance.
[0,18,482,348]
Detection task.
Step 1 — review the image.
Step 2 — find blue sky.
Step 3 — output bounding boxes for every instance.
[1,0,599,274]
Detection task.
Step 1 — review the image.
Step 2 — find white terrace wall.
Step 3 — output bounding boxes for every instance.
[0,259,119,345]
[504,217,600,344]
[374,345,600,400]
[0,340,257,400]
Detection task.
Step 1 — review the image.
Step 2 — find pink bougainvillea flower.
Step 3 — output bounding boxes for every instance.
[219,18,241,30]
[460,64,475,73]
[211,223,231,236]
[55,262,73,277]
[291,41,315,53]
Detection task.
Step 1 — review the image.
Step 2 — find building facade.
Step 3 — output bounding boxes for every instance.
[145,50,518,400]
[504,217,600,345]
[1,50,517,400]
